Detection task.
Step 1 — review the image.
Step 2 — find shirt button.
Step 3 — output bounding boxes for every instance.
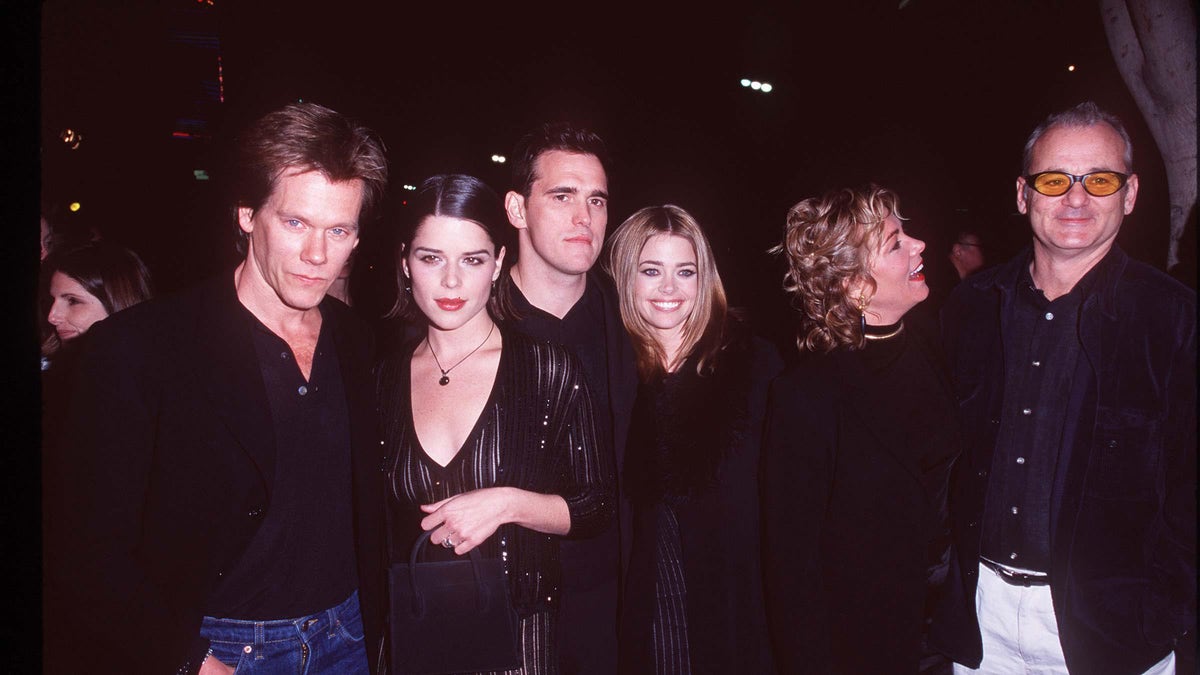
[1010,552,1019,560]
[280,352,289,360]
[298,385,308,396]
[1011,506,1019,514]
[1022,408,1032,415]
[1016,457,1025,464]
[1031,360,1041,367]
[1045,312,1054,320]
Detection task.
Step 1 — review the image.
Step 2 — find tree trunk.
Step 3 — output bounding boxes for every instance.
[1100,0,1197,270]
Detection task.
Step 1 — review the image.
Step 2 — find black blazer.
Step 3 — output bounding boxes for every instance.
[931,247,1197,675]
[761,331,958,674]
[46,274,385,674]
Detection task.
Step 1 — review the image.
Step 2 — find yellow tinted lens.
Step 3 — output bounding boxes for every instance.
[1032,172,1071,196]
[1083,172,1122,196]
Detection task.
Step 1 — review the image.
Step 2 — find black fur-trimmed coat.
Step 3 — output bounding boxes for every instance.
[619,326,782,675]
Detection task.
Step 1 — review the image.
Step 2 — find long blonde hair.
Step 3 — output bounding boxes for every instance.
[604,205,728,381]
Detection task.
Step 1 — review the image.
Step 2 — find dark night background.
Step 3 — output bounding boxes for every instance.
[35,0,1177,340]
[10,0,1188,668]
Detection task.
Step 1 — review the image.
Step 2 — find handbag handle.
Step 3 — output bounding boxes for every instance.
[407,529,496,615]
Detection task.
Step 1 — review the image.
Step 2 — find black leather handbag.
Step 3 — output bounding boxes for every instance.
[388,529,522,674]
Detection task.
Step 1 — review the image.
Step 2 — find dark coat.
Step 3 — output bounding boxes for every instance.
[47,274,386,674]
[619,330,782,675]
[930,246,1197,675]
[761,328,959,674]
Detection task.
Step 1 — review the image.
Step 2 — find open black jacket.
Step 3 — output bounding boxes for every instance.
[930,246,1197,675]
[47,274,386,674]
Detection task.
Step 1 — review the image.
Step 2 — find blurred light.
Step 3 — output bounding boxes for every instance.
[741,78,773,94]
[402,184,417,191]
[491,154,506,163]
[69,202,81,212]
[1067,64,1076,72]
[60,128,83,150]
[193,169,210,181]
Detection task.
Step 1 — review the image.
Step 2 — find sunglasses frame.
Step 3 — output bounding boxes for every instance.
[1024,170,1129,197]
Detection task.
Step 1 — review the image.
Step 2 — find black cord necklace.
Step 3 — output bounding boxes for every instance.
[426,322,496,386]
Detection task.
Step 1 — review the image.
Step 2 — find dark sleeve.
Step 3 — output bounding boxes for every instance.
[55,317,211,673]
[553,348,616,539]
[760,369,835,674]
[1146,298,1197,647]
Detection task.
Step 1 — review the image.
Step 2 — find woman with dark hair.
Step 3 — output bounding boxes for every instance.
[375,174,613,674]
[42,240,154,363]
[41,240,154,674]
[604,205,781,674]
[761,185,960,674]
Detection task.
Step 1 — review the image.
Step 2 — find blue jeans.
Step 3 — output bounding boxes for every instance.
[200,591,369,674]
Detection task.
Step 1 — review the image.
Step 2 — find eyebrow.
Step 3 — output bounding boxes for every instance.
[545,185,610,201]
[413,246,491,257]
[882,229,899,246]
[639,260,697,267]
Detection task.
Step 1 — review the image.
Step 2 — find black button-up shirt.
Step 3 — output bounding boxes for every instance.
[206,308,356,619]
[980,259,1099,573]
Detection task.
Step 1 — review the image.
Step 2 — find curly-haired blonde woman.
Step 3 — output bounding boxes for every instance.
[762,185,960,674]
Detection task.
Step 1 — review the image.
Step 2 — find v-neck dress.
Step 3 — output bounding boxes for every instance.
[378,328,615,675]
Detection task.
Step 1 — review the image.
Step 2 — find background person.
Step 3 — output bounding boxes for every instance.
[41,240,154,368]
[378,174,615,673]
[948,230,986,281]
[763,185,960,674]
[604,205,780,674]
[41,241,154,675]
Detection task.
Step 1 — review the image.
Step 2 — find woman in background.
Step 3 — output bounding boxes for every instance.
[605,205,781,675]
[42,240,154,368]
[41,240,154,674]
[376,174,613,674]
[762,185,959,674]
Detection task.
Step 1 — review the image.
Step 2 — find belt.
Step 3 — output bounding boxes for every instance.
[981,558,1050,587]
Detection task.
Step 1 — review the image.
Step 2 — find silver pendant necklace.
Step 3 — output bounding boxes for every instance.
[426,322,496,386]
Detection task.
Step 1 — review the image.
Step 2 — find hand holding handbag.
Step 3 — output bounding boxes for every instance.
[388,529,522,674]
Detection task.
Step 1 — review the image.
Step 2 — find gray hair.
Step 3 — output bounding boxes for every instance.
[1021,101,1133,174]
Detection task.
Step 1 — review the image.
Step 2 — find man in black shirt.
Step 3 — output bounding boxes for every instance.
[48,102,389,675]
[934,102,1196,675]
[502,122,637,675]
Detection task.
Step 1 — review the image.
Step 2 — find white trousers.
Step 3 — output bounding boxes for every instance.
[952,562,1175,675]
